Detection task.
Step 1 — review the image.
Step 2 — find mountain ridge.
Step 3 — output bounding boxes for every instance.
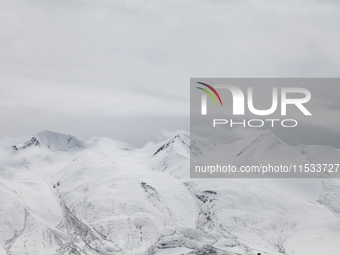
[0,130,339,255]
[12,130,83,152]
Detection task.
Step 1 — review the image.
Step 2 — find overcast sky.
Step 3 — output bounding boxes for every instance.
[191,79,340,148]
[1,0,340,147]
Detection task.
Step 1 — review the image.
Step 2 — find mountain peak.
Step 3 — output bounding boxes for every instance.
[13,130,83,152]
[153,132,189,157]
[249,129,282,144]
[235,129,283,158]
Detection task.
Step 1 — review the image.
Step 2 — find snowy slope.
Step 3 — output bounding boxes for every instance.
[195,130,333,178]
[13,130,83,152]
[0,130,339,255]
[149,132,190,179]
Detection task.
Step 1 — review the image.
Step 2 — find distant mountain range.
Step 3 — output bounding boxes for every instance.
[0,130,339,255]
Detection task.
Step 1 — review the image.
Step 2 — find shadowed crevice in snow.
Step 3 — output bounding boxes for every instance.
[4,209,29,253]
[56,201,121,255]
[186,245,242,255]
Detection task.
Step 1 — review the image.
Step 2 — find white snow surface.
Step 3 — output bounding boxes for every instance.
[0,130,339,255]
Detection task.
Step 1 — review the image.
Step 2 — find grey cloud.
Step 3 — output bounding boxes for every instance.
[0,0,340,146]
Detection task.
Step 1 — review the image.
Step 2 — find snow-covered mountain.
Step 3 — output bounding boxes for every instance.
[12,130,83,152]
[0,130,340,255]
[193,130,340,178]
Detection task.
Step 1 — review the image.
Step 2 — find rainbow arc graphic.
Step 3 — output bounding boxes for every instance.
[196,82,223,106]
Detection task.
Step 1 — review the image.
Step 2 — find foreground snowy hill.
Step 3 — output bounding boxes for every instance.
[0,130,340,255]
